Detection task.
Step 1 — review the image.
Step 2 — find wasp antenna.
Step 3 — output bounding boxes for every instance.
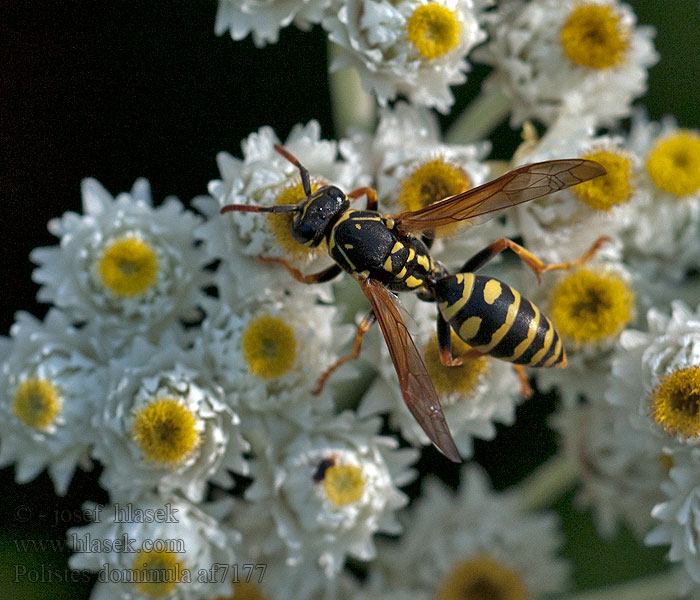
[274,143,312,198]
[220,203,300,215]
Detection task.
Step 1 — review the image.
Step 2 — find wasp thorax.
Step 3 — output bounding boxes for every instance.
[292,185,348,247]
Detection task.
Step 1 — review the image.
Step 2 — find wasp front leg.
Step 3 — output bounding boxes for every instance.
[312,310,377,395]
[258,256,342,284]
[347,186,378,211]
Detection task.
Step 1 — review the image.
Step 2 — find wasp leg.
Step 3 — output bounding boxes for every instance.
[513,365,533,399]
[438,310,534,398]
[457,236,610,283]
[347,186,378,211]
[437,311,461,366]
[312,311,377,395]
[436,311,485,366]
[258,256,342,284]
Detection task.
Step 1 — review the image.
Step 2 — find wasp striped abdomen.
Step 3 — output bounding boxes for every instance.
[434,273,566,368]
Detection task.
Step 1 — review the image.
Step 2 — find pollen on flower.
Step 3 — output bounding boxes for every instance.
[560,4,629,70]
[573,150,633,210]
[12,377,62,429]
[218,581,268,600]
[241,314,297,379]
[399,159,471,236]
[658,452,674,475]
[132,548,183,598]
[268,182,326,262]
[549,268,634,348]
[437,553,527,600]
[322,463,366,506]
[423,334,488,401]
[131,397,201,466]
[399,159,471,212]
[645,130,700,197]
[649,366,700,440]
[406,3,462,61]
[98,236,159,297]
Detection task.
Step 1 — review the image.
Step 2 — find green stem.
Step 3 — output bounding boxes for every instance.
[559,570,679,600]
[518,453,580,511]
[445,86,512,144]
[327,42,376,136]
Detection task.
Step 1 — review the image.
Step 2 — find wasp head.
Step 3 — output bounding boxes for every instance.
[292,185,348,247]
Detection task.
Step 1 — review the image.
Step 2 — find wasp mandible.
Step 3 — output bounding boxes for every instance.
[221,144,607,462]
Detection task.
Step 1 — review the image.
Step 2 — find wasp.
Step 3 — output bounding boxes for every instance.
[221,144,607,462]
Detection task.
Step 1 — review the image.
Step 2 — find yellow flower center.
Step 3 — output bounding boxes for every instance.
[241,314,297,379]
[323,464,366,507]
[437,554,527,600]
[649,366,700,440]
[98,237,159,297]
[13,377,62,429]
[131,397,201,466]
[560,4,629,69]
[132,549,183,598]
[573,150,633,210]
[406,3,462,60]
[658,452,674,475]
[549,268,634,348]
[646,131,700,197]
[215,582,268,600]
[268,182,326,262]
[399,159,471,236]
[423,334,489,400]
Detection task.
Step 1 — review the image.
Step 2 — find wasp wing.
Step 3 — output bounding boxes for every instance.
[392,159,606,236]
[360,278,460,463]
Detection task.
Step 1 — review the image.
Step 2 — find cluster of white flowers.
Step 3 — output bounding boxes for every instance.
[5,1,700,599]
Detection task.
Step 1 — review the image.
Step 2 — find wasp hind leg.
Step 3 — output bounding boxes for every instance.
[436,311,483,367]
[457,236,610,282]
[312,311,377,395]
[437,310,533,399]
[258,256,342,284]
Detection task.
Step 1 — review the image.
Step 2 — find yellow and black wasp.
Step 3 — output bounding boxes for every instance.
[221,144,607,462]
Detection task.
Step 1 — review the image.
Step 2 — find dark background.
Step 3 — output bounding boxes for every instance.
[2,1,698,597]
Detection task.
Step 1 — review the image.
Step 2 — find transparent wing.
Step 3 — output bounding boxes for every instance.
[360,278,460,462]
[392,159,606,235]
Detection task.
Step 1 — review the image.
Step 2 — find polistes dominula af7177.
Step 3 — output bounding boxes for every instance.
[221,144,607,462]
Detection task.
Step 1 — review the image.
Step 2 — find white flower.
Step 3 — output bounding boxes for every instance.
[241,411,417,579]
[69,495,239,600]
[194,121,362,301]
[30,178,209,344]
[370,465,569,596]
[359,102,504,263]
[215,0,330,47]
[621,111,700,282]
[324,0,488,112]
[93,333,248,502]
[195,288,351,421]
[0,309,104,495]
[551,394,667,538]
[646,448,700,584]
[360,295,522,458]
[476,0,658,127]
[607,302,700,447]
[524,259,636,405]
[221,509,361,600]
[508,114,637,265]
